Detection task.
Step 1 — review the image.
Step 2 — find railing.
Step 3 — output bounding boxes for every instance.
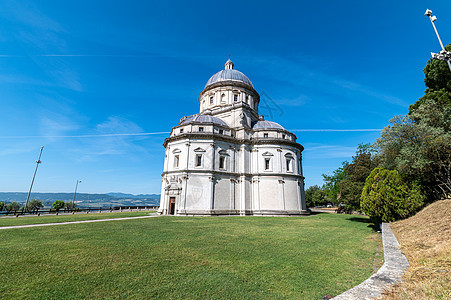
[0,206,159,216]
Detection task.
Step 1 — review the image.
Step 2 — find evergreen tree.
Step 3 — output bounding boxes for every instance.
[361,168,425,224]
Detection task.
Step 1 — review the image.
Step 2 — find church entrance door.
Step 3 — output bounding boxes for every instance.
[169,197,176,215]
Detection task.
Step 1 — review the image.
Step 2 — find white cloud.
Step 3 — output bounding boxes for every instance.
[303,144,356,159]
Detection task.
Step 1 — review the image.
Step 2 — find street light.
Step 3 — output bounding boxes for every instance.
[25,146,44,212]
[425,9,451,72]
[72,180,82,212]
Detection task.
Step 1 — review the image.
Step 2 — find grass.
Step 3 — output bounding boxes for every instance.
[382,198,451,300]
[0,211,152,227]
[0,213,381,299]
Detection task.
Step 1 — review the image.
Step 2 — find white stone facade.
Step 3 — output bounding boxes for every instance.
[158,59,308,216]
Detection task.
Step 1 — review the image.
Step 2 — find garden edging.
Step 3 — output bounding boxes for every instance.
[333,222,409,300]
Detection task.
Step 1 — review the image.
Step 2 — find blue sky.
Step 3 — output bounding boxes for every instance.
[1,0,450,195]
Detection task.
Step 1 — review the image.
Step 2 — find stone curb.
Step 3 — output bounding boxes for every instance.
[333,223,409,300]
[0,215,157,230]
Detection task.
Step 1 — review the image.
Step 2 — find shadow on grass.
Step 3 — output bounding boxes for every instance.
[307,211,326,216]
[347,216,380,232]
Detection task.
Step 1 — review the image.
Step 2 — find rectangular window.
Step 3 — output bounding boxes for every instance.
[174,155,179,168]
[234,94,238,102]
[265,158,270,170]
[282,134,285,139]
[263,133,268,138]
[286,159,290,172]
[196,154,202,167]
[199,127,204,132]
[210,96,213,104]
[219,156,225,169]
[245,95,249,103]
[218,129,223,135]
[180,129,184,133]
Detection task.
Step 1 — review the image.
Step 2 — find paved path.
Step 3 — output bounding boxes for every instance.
[333,223,410,299]
[0,215,157,230]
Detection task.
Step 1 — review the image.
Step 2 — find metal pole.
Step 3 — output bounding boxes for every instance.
[426,9,451,72]
[428,14,451,71]
[25,146,44,211]
[429,17,446,50]
[73,180,81,211]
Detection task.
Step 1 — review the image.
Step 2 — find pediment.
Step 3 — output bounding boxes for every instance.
[262,151,274,157]
[172,148,181,154]
[193,147,206,152]
[218,149,229,155]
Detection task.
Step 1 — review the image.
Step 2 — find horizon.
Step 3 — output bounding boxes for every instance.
[1,1,450,194]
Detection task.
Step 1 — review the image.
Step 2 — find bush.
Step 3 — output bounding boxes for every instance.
[52,200,65,212]
[27,199,43,213]
[361,167,425,224]
[6,202,20,213]
[65,202,76,210]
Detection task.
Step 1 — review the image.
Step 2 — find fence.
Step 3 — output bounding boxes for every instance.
[0,206,159,216]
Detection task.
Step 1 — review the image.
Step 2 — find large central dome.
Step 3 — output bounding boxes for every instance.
[204,59,253,88]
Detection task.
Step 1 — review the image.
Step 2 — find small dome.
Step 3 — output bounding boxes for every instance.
[180,114,228,127]
[252,120,285,130]
[205,59,253,88]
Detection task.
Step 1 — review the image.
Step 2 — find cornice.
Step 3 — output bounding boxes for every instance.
[162,169,305,180]
[163,133,304,151]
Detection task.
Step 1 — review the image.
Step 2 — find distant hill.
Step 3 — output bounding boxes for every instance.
[106,192,160,199]
[0,192,160,207]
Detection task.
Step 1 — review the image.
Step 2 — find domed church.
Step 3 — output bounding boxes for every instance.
[158,59,308,216]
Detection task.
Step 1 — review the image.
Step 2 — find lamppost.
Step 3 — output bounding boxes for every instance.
[25,146,44,212]
[72,180,82,212]
[425,9,451,72]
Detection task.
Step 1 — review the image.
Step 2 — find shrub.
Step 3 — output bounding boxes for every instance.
[27,199,43,213]
[52,200,65,212]
[6,201,20,213]
[361,167,425,224]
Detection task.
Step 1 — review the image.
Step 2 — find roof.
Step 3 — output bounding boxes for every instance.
[252,120,285,130]
[180,114,229,127]
[204,59,253,89]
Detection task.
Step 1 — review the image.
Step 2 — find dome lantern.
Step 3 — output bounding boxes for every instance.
[224,58,234,70]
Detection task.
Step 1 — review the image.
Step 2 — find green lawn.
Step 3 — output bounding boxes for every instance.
[0,211,152,227]
[0,213,381,299]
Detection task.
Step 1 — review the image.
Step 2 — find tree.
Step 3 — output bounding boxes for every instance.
[375,100,451,199]
[337,144,378,212]
[6,202,20,213]
[0,202,4,211]
[27,199,44,213]
[305,185,321,207]
[65,202,76,210]
[361,167,425,225]
[322,161,348,205]
[409,44,451,113]
[52,200,65,212]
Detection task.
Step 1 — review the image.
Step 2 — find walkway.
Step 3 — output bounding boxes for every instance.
[333,223,410,299]
[0,215,157,230]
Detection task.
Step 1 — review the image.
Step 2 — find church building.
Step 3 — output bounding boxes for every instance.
[158,59,308,216]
